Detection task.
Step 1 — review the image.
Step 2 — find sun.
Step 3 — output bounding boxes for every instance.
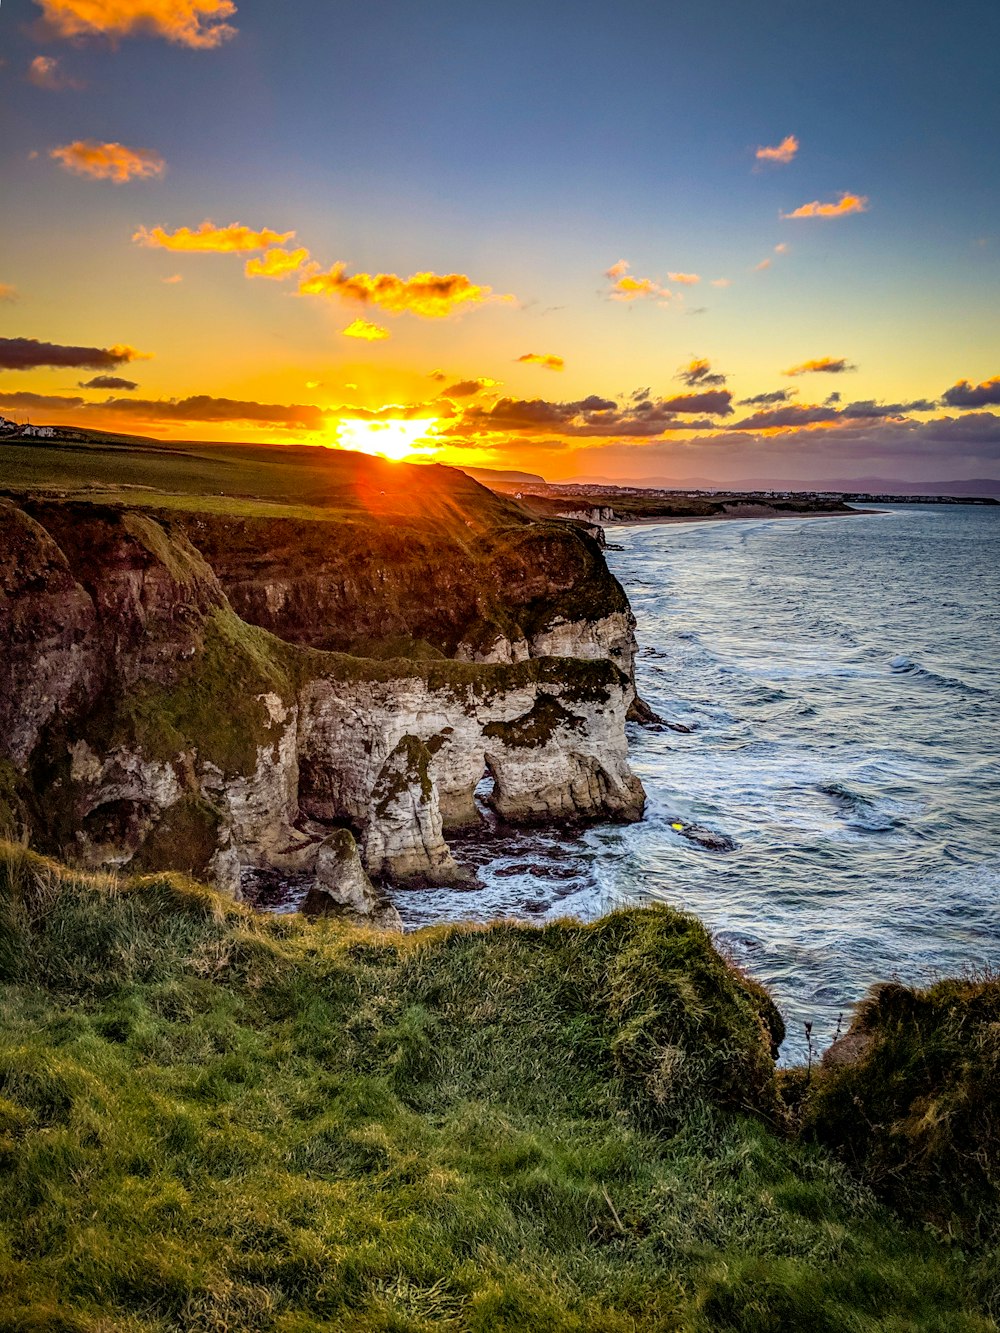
[333,417,440,461]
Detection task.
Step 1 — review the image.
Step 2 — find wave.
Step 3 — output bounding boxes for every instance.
[818,781,899,832]
[888,655,986,695]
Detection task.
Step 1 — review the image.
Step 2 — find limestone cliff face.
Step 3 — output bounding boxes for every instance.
[0,496,645,911]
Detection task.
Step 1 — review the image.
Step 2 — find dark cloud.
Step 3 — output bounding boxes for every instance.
[0,390,84,410]
[730,404,840,430]
[678,357,727,387]
[0,337,144,371]
[79,375,139,391]
[738,389,796,406]
[841,399,937,419]
[824,392,842,405]
[660,389,732,415]
[453,391,725,439]
[91,394,328,429]
[441,378,498,397]
[941,377,1000,409]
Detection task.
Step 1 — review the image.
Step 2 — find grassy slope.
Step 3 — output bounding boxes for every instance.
[0,437,527,532]
[0,844,995,1332]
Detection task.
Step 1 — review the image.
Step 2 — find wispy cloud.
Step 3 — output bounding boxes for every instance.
[517,352,564,371]
[299,263,507,318]
[678,357,726,388]
[34,0,238,49]
[244,246,311,279]
[782,193,869,220]
[783,356,857,376]
[0,336,147,370]
[0,283,18,303]
[341,318,390,340]
[134,220,293,252]
[738,389,796,406]
[162,273,183,284]
[28,54,82,89]
[941,376,1000,408]
[604,260,670,302]
[710,277,731,288]
[50,140,165,182]
[668,271,700,285]
[756,134,799,165]
[754,258,772,271]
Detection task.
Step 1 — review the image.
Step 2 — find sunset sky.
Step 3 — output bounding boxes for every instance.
[2,0,999,484]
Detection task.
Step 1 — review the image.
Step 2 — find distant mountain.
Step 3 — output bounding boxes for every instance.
[458,465,546,487]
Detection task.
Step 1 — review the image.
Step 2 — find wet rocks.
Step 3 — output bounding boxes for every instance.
[670,820,739,852]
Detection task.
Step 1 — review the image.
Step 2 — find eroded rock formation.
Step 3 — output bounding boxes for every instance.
[0,489,645,920]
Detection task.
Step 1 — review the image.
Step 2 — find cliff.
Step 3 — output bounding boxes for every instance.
[0,452,645,910]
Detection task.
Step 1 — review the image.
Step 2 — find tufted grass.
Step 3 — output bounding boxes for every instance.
[0,841,996,1331]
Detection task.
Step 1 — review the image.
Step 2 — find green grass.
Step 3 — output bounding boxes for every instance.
[803,977,1000,1247]
[0,843,995,1331]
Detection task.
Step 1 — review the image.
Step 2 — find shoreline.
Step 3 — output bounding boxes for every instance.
[603,505,884,528]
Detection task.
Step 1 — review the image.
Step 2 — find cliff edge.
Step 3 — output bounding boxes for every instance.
[0,444,645,908]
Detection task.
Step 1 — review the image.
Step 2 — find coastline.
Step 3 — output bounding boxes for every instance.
[604,505,885,528]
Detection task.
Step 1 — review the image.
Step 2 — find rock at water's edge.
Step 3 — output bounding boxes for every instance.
[302,829,403,931]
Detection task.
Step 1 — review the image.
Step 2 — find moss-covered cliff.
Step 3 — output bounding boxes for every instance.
[1,451,644,897]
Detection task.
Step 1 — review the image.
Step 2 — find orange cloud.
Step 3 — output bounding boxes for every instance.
[342,319,390,341]
[442,377,500,397]
[710,277,731,288]
[604,259,670,302]
[162,273,183,284]
[299,263,505,318]
[517,352,564,371]
[244,246,310,279]
[783,356,857,376]
[668,271,700,285]
[756,134,799,165]
[35,0,237,49]
[782,192,869,219]
[0,284,17,303]
[134,220,293,252]
[28,54,83,89]
[50,139,165,182]
[754,258,771,271]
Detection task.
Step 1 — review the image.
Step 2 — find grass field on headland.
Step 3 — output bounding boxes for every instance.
[1,843,996,1332]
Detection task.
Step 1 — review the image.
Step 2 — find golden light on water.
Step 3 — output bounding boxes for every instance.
[333,417,440,461]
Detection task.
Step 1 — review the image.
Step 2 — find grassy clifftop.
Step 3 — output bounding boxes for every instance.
[0,843,995,1331]
[3,438,629,659]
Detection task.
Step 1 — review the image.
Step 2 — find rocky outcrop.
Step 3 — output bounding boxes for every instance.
[0,495,646,909]
[301,830,403,931]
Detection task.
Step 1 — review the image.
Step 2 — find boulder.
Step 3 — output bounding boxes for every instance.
[302,829,403,930]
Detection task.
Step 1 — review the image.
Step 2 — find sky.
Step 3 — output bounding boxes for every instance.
[2,0,999,486]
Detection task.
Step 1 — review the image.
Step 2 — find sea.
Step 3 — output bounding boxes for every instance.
[253,504,1000,1061]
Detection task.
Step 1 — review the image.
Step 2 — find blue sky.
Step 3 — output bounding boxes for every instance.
[2,0,999,482]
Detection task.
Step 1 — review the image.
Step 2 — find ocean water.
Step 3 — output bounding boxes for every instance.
[386,504,1000,1060]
